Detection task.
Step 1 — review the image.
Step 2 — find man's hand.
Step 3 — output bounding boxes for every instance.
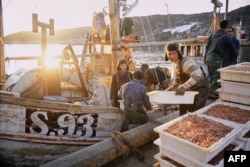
[175,85,186,95]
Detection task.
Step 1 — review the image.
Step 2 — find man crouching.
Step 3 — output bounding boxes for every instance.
[118,70,152,131]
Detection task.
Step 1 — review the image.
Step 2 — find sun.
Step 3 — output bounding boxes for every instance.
[44,56,60,69]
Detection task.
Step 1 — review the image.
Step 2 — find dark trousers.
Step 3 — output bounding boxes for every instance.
[206,56,222,96]
[179,85,209,116]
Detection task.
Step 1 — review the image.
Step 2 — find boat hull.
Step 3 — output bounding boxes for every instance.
[0,94,124,166]
[0,138,87,167]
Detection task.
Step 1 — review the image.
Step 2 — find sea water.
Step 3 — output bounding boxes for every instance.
[4,44,84,74]
[4,44,170,75]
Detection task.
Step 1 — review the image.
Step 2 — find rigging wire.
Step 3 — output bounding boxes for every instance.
[139,16,151,52]
[145,16,159,52]
[137,0,162,54]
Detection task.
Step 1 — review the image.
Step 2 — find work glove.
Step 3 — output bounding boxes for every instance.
[175,85,186,95]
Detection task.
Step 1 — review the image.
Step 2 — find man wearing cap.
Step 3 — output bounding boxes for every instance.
[110,58,132,108]
[204,20,239,99]
[118,70,152,130]
[165,43,209,116]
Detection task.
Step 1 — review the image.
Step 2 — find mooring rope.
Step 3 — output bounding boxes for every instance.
[111,131,145,161]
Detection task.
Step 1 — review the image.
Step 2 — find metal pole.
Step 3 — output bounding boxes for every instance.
[165,3,173,40]
[41,27,48,95]
[224,0,228,20]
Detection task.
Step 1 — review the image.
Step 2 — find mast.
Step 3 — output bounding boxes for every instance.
[32,13,54,96]
[224,0,228,20]
[211,0,223,32]
[0,0,5,88]
[165,3,173,40]
[109,0,123,73]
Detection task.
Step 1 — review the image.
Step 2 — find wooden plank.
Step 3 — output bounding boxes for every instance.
[40,111,179,167]
[0,95,121,113]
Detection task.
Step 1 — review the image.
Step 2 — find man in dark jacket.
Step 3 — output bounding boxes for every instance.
[204,20,239,99]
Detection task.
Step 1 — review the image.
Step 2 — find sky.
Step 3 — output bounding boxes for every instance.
[2,0,250,35]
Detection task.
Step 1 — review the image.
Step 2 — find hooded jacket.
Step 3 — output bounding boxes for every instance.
[110,59,132,107]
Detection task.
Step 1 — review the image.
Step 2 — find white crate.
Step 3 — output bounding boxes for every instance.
[154,153,184,167]
[195,101,250,137]
[154,113,241,163]
[238,62,250,66]
[218,80,250,96]
[154,139,243,167]
[217,88,250,106]
[218,64,250,83]
[147,91,198,104]
[236,128,250,151]
[237,137,250,151]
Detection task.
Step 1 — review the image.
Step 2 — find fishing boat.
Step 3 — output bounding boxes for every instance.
[0,0,175,166]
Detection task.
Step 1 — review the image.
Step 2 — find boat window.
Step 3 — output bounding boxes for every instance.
[180,46,185,55]
[103,45,112,54]
[187,45,191,56]
[95,44,101,53]
[85,44,90,53]
[194,45,203,57]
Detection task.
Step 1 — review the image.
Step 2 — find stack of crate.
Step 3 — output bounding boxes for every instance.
[153,112,243,167]
[217,62,250,106]
[152,63,250,167]
[217,62,250,151]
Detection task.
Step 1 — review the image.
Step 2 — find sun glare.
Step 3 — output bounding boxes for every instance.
[44,56,60,69]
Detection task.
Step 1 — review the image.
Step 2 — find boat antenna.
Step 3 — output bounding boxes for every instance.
[122,0,138,17]
[165,2,173,40]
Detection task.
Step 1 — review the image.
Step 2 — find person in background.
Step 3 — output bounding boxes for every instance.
[165,43,209,116]
[227,26,240,64]
[110,58,132,108]
[140,63,158,91]
[204,20,239,99]
[118,70,152,131]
